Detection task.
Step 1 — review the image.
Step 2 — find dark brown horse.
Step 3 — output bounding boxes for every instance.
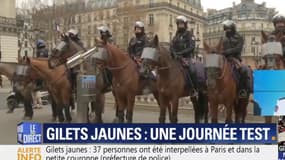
[259,31,285,123]
[142,35,208,123]
[203,39,245,123]
[94,37,161,123]
[25,58,73,122]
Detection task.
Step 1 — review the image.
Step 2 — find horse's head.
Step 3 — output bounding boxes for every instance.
[261,31,284,69]
[140,35,161,70]
[13,59,37,88]
[203,39,225,80]
[49,34,83,68]
[92,37,110,70]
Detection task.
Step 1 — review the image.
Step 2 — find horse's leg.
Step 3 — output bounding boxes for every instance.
[210,101,218,123]
[170,98,179,123]
[51,97,57,122]
[57,104,65,123]
[241,100,248,123]
[23,97,33,120]
[158,95,168,123]
[225,102,234,123]
[202,92,209,123]
[113,95,126,123]
[234,99,240,123]
[191,96,199,123]
[70,95,75,110]
[126,96,136,123]
[92,93,104,123]
[64,103,72,123]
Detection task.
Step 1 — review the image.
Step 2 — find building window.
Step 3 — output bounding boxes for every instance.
[177,2,180,8]
[93,13,97,21]
[261,23,264,29]
[136,0,140,5]
[24,32,28,39]
[94,25,97,34]
[169,15,173,27]
[169,0,172,4]
[169,32,173,41]
[149,0,155,7]
[251,47,255,54]
[24,41,28,48]
[24,50,28,56]
[88,14,91,22]
[88,25,91,34]
[78,15,81,23]
[196,24,199,33]
[149,14,154,26]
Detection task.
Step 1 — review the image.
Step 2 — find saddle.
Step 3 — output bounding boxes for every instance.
[227,57,241,84]
[177,58,194,90]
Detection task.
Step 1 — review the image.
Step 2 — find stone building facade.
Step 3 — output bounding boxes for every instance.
[0,0,18,62]
[203,0,276,68]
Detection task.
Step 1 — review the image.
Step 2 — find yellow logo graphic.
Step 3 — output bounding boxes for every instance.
[17,147,42,160]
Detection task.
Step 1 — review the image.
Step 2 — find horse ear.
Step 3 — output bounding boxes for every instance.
[203,41,211,54]
[153,34,159,47]
[216,38,224,54]
[261,30,268,44]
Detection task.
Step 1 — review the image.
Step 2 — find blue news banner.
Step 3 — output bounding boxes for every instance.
[39,124,277,144]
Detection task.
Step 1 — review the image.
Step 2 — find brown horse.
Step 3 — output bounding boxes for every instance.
[94,37,161,123]
[142,35,208,123]
[48,35,109,123]
[259,31,285,123]
[203,39,243,123]
[24,58,73,122]
[0,62,35,118]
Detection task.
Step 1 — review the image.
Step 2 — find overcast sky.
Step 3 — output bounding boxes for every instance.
[201,0,285,14]
[17,0,285,15]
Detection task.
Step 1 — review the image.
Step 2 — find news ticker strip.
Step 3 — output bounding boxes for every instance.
[17,123,277,144]
[14,145,277,160]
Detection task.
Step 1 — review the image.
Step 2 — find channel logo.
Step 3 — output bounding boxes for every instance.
[17,122,42,145]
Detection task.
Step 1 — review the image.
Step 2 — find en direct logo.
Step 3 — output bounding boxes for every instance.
[17,147,42,160]
[17,122,42,145]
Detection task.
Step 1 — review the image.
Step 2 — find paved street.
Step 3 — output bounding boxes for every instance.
[0,86,277,144]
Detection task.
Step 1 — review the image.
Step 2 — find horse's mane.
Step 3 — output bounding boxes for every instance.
[106,43,129,59]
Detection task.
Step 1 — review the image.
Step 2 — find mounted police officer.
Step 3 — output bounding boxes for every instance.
[98,25,114,44]
[271,14,285,57]
[36,39,49,58]
[66,29,85,94]
[128,21,153,78]
[97,25,113,91]
[221,20,250,97]
[170,15,197,97]
[128,21,148,60]
[33,39,49,108]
